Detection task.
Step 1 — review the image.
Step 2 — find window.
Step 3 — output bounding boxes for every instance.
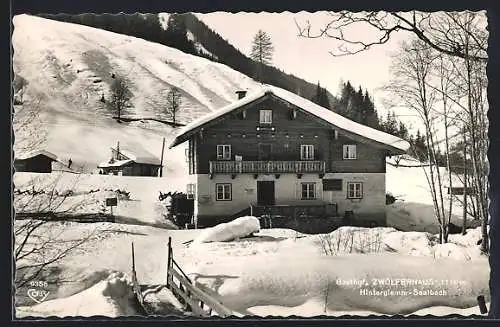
[186,183,195,199]
[301,182,316,200]
[300,145,314,160]
[216,183,232,201]
[217,145,231,160]
[323,179,342,191]
[185,148,190,163]
[259,110,273,124]
[347,182,363,199]
[343,144,357,159]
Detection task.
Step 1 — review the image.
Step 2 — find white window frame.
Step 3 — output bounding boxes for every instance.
[217,144,231,160]
[347,182,363,199]
[301,182,316,200]
[186,183,195,199]
[216,183,232,201]
[300,145,315,160]
[343,144,357,160]
[259,110,273,124]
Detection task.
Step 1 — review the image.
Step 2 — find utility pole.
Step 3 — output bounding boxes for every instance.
[159,137,165,177]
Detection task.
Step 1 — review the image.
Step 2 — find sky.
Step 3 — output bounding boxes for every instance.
[196,11,412,119]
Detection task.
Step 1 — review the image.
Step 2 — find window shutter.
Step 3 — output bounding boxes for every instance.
[315,182,321,200]
[295,182,301,200]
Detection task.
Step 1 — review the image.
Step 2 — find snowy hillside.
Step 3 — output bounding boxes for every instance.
[12,14,261,170]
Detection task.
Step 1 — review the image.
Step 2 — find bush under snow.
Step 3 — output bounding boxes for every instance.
[192,216,260,244]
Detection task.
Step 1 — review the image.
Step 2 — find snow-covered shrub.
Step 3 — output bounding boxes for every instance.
[316,228,355,255]
[192,216,260,244]
[316,227,390,255]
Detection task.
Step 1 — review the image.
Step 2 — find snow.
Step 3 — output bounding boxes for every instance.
[12,14,490,319]
[14,172,186,227]
[109,145,162,166]
[16,272,138,317]
[98,159,134,168]
[386,156,481,233]
[14,222,489,318]
[186,30,219,60]
[12,14,262,172]
[158,13,170,30]
[170,85,411,152]
[16,149,58,161]
[190,252,488,315]
[192,216,261,244]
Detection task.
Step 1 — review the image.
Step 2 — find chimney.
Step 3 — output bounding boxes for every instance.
[236,90,247,100]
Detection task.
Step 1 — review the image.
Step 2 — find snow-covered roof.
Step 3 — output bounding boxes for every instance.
[111,145,162,166]
[169,85,411,153]
[98,159,134,168]
[15,149,58,161]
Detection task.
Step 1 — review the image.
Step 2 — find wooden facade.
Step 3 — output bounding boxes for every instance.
[172,90,407,229]
[14,154,55,173]
[188,95,388,176]
[100,162,160,177]
[99,146,162,177]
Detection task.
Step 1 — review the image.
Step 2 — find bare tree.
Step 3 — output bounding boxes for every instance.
[250,30,275,83]
[109,76,132,121]
[13,85,103,290]
[295,11,487,62]
[298,11,488,250]
[384,40,454,243]
[13,101,48,155]
[14,176,100,287]
[165,86,182,125]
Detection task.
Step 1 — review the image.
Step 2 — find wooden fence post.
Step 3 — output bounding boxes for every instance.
[131,242,136,273]
[166,237,172,288]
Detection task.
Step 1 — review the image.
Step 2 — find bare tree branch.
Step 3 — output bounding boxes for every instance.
[295,11,487,62]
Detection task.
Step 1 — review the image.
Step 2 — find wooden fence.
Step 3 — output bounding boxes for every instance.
[130,242,152,315]
[129,238,237,317]
[165,237,236,318]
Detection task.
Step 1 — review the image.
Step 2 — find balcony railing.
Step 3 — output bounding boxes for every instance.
[209,160,326,174]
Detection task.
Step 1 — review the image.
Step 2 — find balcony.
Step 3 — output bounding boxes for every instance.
[209,160,326,174]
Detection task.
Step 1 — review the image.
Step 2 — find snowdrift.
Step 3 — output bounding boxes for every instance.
[16,272,138,318]
[192,216,260,244]
[191,253,489,315]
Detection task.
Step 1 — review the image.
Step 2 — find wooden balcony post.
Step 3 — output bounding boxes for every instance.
[209,161,213,174]
[267,161,271,173]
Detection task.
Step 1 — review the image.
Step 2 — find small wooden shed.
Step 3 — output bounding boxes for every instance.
[98,145,162,177]
[14,150,58,173]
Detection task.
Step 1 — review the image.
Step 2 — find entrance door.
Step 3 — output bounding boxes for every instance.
[258,143,272,161]
[257,181,275,205]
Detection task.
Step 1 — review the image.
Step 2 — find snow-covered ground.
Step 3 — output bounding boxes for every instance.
[14,222,489,317]
[386,156,480,233]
